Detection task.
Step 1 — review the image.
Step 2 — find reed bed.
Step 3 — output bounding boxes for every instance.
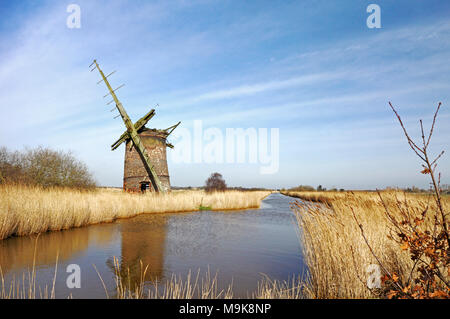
[106,257,234,299]
[0,184,271,241]
[252,276,305,299]
[0,269,58,299]
[286,190,449,298]
[283,190,362,206]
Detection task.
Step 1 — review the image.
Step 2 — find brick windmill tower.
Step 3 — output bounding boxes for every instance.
[91,60,180,193]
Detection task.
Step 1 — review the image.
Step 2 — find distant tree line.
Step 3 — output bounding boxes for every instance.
[171,172,272,192]
[0,146,96,190]
[226,186,271,192]
[282,184,450,194]
[172,185,271,192]
[402,186,428,193]
[402,185,450,194]
[283,185,345,192]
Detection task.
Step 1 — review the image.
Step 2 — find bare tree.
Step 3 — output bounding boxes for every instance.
[0,147,28,184]
[0,146,96,189]
[205,172,227,193]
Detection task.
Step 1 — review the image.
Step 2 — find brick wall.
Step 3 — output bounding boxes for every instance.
[123,128,171,192]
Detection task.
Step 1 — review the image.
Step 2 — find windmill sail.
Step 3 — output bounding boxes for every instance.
[92,60,165,193]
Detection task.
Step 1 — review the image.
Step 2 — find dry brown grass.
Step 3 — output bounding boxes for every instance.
[282,190,348,206]
[0,184,271,241]
[104,257,234,299]
[284,190,449,298]
[101,257,306,299]
[0,236,59,299]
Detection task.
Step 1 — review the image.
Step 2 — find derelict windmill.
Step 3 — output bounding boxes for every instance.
[90,60,180,193]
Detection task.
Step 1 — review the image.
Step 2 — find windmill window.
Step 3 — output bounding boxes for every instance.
[140,182,150,193]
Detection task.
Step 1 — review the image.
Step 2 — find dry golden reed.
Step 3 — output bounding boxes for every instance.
[285,190,449,298]
[0,184,271,241]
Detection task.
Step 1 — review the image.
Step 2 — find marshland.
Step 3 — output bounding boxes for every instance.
[1,185,448,299]
[0,188,304,299]
[1,2,450,302]
[1,103,449,299]
[0,184,271,240]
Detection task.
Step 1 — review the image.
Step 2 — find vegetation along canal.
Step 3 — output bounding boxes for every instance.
[0,193,306,298]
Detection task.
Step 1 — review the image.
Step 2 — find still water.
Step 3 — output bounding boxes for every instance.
[0,193,306,298]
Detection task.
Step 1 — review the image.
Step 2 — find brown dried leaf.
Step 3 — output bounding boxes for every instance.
[400,241,410,251]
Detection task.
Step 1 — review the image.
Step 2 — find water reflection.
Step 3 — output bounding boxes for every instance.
[0,223,116,274]
[111,214,168,286]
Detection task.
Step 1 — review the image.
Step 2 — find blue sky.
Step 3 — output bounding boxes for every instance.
[0,0,449,189]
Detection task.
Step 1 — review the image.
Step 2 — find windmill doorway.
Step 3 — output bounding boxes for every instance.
[140,182,151,193]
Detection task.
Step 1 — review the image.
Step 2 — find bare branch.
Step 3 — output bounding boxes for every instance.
[430,150,445,167]
[426,102,442,148]
[420,120,426,149]
[388,102,426,161]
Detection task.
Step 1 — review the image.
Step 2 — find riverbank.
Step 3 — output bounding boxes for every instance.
[280,190,341,206]
[0,184,271,240]
[283,190,449,298]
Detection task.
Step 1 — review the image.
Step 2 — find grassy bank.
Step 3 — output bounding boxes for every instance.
[0,184,271,241]
[283,190,449,298]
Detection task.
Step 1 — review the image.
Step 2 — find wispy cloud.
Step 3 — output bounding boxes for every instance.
[189,72,345,102]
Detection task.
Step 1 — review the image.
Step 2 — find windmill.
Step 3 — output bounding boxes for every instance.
[90,60,180,193]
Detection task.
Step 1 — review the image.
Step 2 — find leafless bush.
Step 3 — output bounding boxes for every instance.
[0,146,96,190]
[353,102,449,298]
[205,172,227,193]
